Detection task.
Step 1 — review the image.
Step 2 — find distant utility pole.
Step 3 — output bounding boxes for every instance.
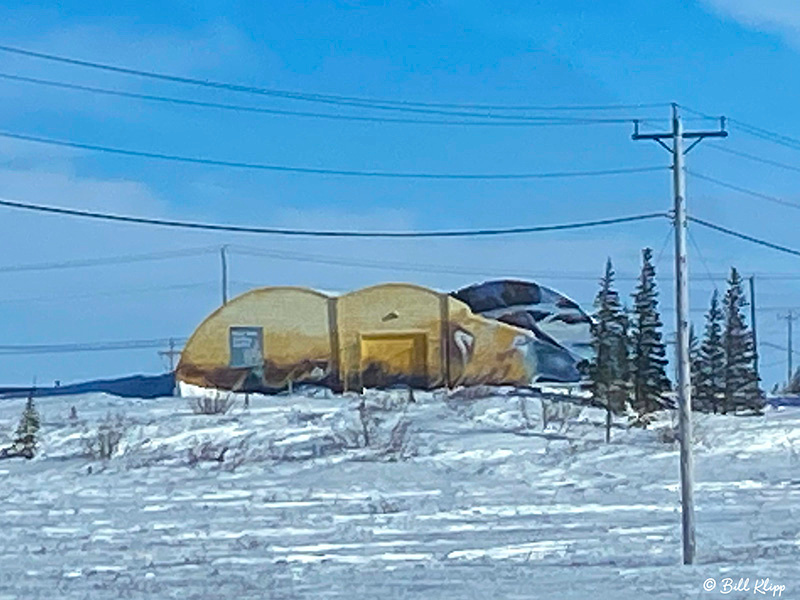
[221,245,229,306]
[158,338,181,372]
[778,310,799,385]
[749,276,759,381]
[632,103,727,566]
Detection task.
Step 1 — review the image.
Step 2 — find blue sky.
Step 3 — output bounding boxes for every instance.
[0,0,799,388]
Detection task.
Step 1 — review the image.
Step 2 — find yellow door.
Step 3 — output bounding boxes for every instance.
[359,332,427,387]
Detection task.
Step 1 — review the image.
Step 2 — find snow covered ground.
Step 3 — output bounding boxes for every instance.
[0,388,797,599]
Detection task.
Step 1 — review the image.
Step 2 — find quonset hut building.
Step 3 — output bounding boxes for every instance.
[176,280,591,395]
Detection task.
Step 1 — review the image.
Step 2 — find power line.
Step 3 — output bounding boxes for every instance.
[760,340,800,358]
[687,226,719,295]
[231,244,641,281]
[0,241,777,284]
[686,171,800,211]
[0,197,669,237]
[742,274,800,281]
[679,104,800,153]
[0,237,793,281]
[706,144,800,174]
[761,358,787,370]
[0,242,770,286]
[663,305,800,314]
[729,119,800,152]
[5,241,646,282]
[230,243,733,283]
[674,105,719,118]
[0,214,794,283]
[688,215,800,258]
[0,45,641,120]
[0,44,670,114]
[0,337,187,355]
[0,246,216,274]
[654,222,674,271]
[0,282,216,304]
[0,72,643,127]
[0,130,667,180]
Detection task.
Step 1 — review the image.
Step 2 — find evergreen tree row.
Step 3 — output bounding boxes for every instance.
[588,254,763,442]
[690,268,764,414]
[588,248,670,440]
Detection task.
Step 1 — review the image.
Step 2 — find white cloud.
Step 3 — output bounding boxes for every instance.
[701,0,800,42]
[2,19,267,78]
[0,146,175,289]
[0,19,282,122]
[0,161,163,215]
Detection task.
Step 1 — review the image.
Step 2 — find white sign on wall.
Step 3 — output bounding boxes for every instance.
[229,327,263,368]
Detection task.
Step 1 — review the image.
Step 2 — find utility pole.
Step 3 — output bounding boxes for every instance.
[158,337,181,372]
[221,245,229,306]
[632,103,727,566]
[749,276,759,381]
[778,311,799,385]
[666,332,679,383]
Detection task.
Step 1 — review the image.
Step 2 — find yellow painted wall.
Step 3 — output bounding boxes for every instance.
[447,297,536,386]
[336,283,445,389]
[359,331,428,387]
[177,283,539,392]
[177,286,332,388]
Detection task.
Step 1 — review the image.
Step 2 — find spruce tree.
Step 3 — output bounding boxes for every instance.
[722,268,762,413]
[588,258,631,442]
[617,306,633,397]
[696,291,726,413]
[630,248,671,422]
[13,394,40,459]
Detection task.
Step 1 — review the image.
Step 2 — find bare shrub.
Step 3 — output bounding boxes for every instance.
[540,399,553,430]
[657,423,678,444]
[84,417,125,460]
[367,496,402,515]
[329,417,363,450]
[97,428,122,459]
[387,417,411,452]
[379,416,414,460]
[187,441,229,465]
[354,393,407,448]
[190,391,235,415]
[540,399,583,433]
[519,396,534,428]
[444,386,490,418]
[358,397,371,447]
[629,412,659,429]
[187,432,256,468]
[330,393,415,459]
[361,389,411,412]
